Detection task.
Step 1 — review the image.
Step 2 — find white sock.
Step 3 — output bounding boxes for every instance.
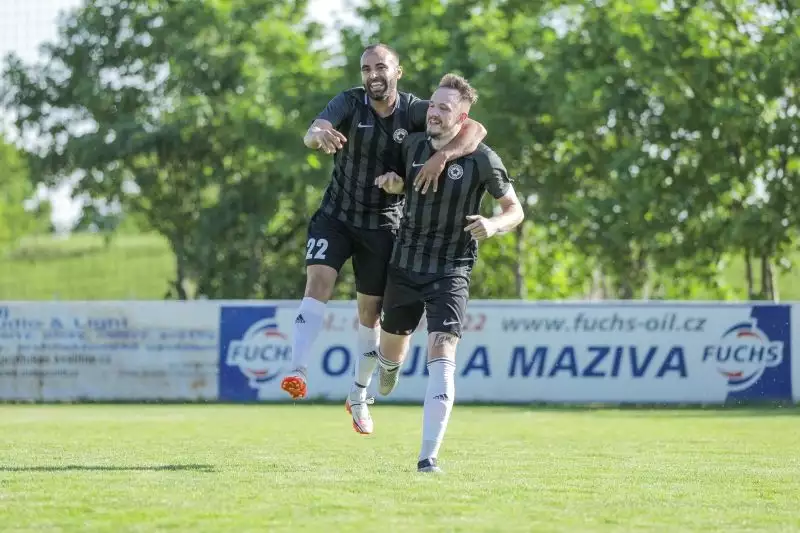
[378,350,401,372]
[290,297,326,371]
[351,325,380,399]
[419,358,456,461]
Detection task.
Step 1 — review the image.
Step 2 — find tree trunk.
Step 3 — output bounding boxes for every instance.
[760,255,779,302]
[744,249,754,299]
[637,252,649,300]
[514,224,526,299]
[590,268,607,300]
[771,261,780,302]
[760,255,774,301]
[168,235,190,300]
[617,261,638,300]
[174,252,189,300]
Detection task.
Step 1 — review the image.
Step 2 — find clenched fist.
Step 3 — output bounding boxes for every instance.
[375,172,405,194]
[464,215,498,240]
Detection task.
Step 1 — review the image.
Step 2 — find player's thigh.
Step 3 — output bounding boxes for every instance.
[355,292,382,328]
[305,211,353,273]
[303,212,354,300]
[351,227,395,297]
[379,268,424,361]
[423,275,470,358]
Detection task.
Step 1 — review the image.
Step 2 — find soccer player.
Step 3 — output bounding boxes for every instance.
[280,44,488,436]
[374,74,524,473]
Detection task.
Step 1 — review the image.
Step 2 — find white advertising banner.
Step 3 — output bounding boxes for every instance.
[0,302,219,401]
[0,300,794,404]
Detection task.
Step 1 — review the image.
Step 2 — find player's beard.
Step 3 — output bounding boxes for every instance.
[426,119,444,139]
[365,76,394,101]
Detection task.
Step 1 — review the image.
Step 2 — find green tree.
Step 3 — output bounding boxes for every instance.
[341,0,799,301]
[2,0,335,299]
[0,138,48,251]
[339,0,591,299]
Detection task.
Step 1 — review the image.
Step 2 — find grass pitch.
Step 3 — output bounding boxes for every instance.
[0,404,798,532]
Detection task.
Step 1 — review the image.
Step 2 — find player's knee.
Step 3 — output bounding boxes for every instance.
[379,330,410,363]
[427,331,459,360]
[305,265,337,301]
[356,294,381,327]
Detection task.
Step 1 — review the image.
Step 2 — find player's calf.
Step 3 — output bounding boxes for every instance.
[376,329,411,396]
[281,265,337,400]
[351,292,382,394]
[417,332,458,471]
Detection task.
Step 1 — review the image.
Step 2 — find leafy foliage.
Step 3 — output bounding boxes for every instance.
[0,138,49,251]
[2,0,798,300]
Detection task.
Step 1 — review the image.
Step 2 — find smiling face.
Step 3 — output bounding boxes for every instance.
[426,87,469,139]
[360,46,401,102]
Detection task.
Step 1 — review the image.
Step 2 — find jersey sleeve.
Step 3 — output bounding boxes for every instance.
[315,92,355,129]
[480,149,513,199]
[408,96,429,132]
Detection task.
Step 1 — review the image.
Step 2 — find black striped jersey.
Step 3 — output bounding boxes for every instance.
[315,88,428,230]
[391,133,513,275]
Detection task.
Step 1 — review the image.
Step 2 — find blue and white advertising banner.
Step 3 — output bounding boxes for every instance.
[0,300,794,403]
[217,301,794,404]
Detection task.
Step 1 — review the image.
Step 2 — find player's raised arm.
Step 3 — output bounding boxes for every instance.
[304,119,347,154]
[304,92,353,154]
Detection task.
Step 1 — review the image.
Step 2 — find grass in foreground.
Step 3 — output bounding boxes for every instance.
[0,404,798,532]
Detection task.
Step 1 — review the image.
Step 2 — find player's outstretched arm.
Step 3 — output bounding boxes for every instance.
[375,172,405,195]
[414,119,487,194]
[464,186,524,241]
[304,119,348,155]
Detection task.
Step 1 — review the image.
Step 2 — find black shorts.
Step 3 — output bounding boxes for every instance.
[305,210,395,296]
[380,266,470,338]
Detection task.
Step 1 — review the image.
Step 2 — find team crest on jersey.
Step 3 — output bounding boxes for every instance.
[393,128,408,143]
[447,164,464,180]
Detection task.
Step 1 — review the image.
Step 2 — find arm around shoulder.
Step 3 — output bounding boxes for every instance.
[439,118,487,161]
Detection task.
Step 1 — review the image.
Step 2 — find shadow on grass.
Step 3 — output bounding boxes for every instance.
[0,464,215,473]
